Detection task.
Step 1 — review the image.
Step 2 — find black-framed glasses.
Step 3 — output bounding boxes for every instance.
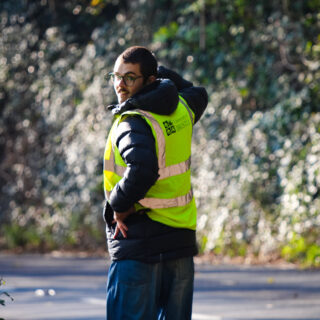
[106,72,143,87]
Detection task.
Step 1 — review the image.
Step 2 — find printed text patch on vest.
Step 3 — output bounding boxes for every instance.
[163,115,190,136]
[163,121,176,136]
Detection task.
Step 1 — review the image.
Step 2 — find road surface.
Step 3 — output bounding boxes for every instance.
[0,254,320,320]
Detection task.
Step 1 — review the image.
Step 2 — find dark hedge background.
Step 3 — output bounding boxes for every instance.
[0,0,319,266]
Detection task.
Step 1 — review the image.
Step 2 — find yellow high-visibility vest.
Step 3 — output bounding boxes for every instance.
[103,96,197,230]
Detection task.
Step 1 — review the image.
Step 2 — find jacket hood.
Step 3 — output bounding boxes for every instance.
[107,79,179,116]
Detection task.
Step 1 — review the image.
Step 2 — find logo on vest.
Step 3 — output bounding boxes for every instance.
[163,121,176,136]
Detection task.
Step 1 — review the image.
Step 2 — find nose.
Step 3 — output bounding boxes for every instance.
[115,80,125,93]
[115,76,126,87]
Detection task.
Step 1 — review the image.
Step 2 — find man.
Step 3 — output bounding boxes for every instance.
[103,46,208,320]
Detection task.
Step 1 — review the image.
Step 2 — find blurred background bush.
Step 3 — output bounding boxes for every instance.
[0,0,319,266]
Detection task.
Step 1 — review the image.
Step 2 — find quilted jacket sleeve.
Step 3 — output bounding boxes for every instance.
[108,115,159,212]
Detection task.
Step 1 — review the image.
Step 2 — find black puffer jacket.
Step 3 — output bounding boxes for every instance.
[103,66,208,263]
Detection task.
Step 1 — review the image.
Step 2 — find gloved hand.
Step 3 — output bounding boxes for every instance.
[157,66,193,90]
[102,200,114,226]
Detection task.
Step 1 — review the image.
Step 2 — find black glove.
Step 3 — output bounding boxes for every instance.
[103,200,114,227]
[157,66,193,90]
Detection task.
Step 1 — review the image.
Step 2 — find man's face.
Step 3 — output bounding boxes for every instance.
[113,58,145,104]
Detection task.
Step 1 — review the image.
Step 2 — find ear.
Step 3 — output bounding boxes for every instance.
[146,75,156,85]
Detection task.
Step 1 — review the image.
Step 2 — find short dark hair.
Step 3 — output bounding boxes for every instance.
[119,46,158,81]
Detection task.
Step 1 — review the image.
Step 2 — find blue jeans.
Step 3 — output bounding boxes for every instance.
[106,257,194,320]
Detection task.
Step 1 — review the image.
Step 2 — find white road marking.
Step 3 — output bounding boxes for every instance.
[192,314,222,320]
[82,297,105,306]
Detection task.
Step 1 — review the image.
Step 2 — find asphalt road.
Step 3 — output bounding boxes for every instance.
[0,254,320,320]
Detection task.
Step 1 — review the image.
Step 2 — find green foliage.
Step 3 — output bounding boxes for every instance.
[153,0,320,266]
[0,277,14,312]
[1,210,105,252]
[154,22,179,42]
[0,0,319,266]
[3,224,42,250]
[281,233,320,267]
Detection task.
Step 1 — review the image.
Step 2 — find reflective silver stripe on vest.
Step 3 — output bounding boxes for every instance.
[133,109,166,169]
[158,157,191,180]
[139,189,193,209]
[105,157,190,181]
[179,97,194,125]
[104,159,126,177]
[104,149,113,199]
